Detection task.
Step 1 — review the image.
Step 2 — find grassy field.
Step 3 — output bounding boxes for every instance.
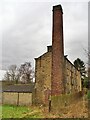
[2,105,44,118]
[1,100,88,119]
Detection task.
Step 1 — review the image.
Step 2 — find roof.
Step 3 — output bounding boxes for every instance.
[35,45,79,72]
[64,56,79,71]
[35,51,51,60]
[2,84,35,93]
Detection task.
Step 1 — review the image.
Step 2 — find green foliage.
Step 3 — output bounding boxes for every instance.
[87,90,90,99]
[74,58,86,79]
[74,58,87,89]
[83,77,89,88]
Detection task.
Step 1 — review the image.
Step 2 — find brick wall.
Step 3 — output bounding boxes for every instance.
[34,5,81,106]
[64,58,82,94]
[34,51,52,105]
[34,50,81,105]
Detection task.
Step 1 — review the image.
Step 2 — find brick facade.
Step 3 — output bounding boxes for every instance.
[35,50,81,105]
[34,5,81,105]
[34,50,52,105]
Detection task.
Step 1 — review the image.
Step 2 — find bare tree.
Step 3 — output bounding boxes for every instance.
[4,62,34,84]
[9,65,17,81]
[4,64,19,84]
[4,71,11,81]
[19,62,34,83]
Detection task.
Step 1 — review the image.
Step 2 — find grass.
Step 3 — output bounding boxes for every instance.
[0,105,2,118]
[2,104,44,118]
[1,100,88,119]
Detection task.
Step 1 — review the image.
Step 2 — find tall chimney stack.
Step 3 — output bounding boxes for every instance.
[51,5,64,96]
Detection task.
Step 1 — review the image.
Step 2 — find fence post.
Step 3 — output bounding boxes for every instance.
[49,100,51,112]
[17,92,19,106]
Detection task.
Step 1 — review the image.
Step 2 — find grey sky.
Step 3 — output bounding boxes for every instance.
[1,0,88,70]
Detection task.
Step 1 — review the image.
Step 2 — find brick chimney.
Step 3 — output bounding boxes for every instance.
[51,5,64,96]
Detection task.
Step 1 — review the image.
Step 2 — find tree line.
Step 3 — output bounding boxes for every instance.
[4,62,34,84]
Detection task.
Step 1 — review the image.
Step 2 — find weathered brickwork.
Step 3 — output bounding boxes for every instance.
[34,5,81,105]
[35,47,81,105]
[64,58,81,94]
[34,48,52,105]
[52,5,64,96]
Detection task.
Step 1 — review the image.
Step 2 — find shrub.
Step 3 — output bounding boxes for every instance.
[87,90,90,99]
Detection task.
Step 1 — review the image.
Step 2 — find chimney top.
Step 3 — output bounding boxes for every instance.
[47,46,52,52]
[53,5,63,13]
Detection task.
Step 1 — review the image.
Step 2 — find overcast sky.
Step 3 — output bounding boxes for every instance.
[0,0,89,70]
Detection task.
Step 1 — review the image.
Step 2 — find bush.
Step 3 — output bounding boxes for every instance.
[87,90,90,99]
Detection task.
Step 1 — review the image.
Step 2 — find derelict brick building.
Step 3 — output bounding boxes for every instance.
[34,5,81,105]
